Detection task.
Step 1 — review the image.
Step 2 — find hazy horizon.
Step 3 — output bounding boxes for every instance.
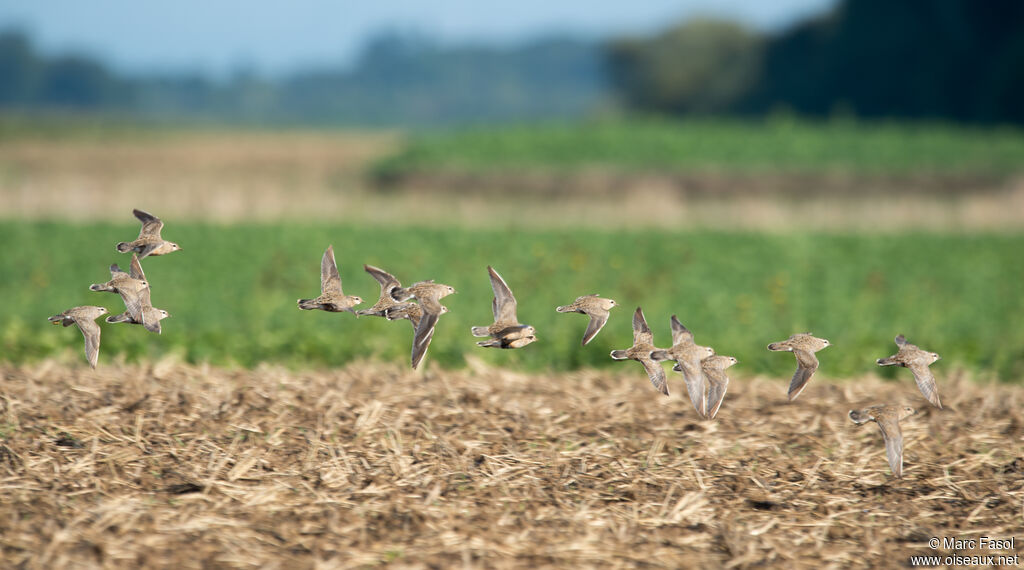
[0,0,837,77]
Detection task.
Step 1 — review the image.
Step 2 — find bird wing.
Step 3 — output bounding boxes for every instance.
[875,415,905,478]
[320,245,343,295]
[142,307,162,334]
[581,311,609,346]
[129,254,146,281]
[364,264,400,296]
[134,209,164,238]
[76,317,102,368]
[908,363,942,408]
[669,315,694,346]
[787,349,820,401]
[632,307,653,345]
[137,242,162,260]
[703,365,729,419]
[411,310,439,369]
[639,357,668,396]
[676,358,707,417]
[117,286,146,325]
[488,266,518,324]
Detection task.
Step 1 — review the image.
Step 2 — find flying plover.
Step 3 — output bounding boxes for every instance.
[555,294,617,346]
[116,209,182,259]
[849,404,917,478]
[767,333,831,401]
[610,307,668,396]
[297,245,363,315]
[105,255,170,333]
[356,265,404,317]
[390,279,456,369]
[48,306,109,368]
[471,266,535,349]
[877,334,942,409]
[698,354,737,419]
[650,316,715,417]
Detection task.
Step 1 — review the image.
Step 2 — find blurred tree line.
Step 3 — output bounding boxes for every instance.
[2,0,1022,126]
[608,0,1024,124]
[0,30,606,126]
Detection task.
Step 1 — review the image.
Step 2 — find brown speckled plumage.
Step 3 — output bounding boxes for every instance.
[48,306,108,368]
[115,209,182,259]
[849,404,917,478]
[297,245,363,315]
[651,316,716,417]
[556,294,617,346]
[471,266,535,349]
[877,335,942,409]
[767,333,831,401]
[610,307,668,396]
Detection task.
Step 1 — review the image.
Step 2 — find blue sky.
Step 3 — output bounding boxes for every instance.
[0,0,837,77]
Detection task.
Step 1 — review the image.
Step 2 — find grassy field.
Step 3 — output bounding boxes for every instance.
[0,362,1020,567]
[372,118,1024,180]
[3,221,1023,380]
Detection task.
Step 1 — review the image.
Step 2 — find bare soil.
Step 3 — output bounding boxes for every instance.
[0,361,1020,568]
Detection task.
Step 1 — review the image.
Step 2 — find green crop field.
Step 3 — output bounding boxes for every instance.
[372,118,1024,180]
[3,221,1022,380]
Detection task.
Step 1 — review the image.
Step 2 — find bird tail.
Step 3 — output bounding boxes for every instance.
[89,283,112,292]
[470,326,491,337]
[767,342,787,351]
[296,298,321,311]
[876,356,899,366]
[650,349,670,361]
[476,339,500,348]
[555,304,573,313]
[106,313,131,324]
[848,410,872,425]
[609,349,629,360]
[116,242,132,253]
[47,314,66,326]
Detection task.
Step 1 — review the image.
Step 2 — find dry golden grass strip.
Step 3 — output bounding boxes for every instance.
[0,360,1021,568]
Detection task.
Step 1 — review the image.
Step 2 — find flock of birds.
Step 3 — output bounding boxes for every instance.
[47,209,945,479]
[48,209,179,367]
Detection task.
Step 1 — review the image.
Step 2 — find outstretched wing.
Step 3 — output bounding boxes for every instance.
[364,264,400,296]
[670,315,694,346]
[787,349,820,401]
[581,311,609,346]
[639,357,668,396]
[703,365,729,419]
[908,364,942,409]
[320,245,343,295]
[133,209,164,238]
[675,358,707,417]
[876,415,905,478]
[411,311,439,369]
[632,307,653,346]
[76,317,102,368]
[129,254,146,281]
[488,266,518,324]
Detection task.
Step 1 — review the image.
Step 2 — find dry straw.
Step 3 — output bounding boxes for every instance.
[0,360,1021,568]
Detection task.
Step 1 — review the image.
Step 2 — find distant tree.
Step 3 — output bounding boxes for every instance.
[607,19,762,115]
[607,0,1024,125]
[0,31,41,104]
[748,0,1024,123]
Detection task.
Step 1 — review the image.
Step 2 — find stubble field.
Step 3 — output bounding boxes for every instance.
[0,361,1021,568]
[2,120,1023,567]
